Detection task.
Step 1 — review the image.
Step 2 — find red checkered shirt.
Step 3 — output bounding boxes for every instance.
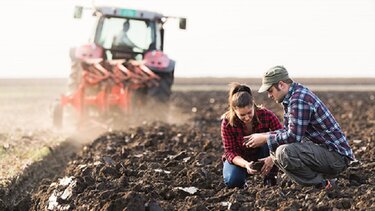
[221,108,283,163]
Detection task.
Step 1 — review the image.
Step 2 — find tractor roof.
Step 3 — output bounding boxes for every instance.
[96,6,164,20]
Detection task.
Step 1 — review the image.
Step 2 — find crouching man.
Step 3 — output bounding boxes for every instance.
[246,65,354,189]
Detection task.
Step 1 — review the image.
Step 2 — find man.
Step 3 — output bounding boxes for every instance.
[112,20,140,59]
[245,65,354,189]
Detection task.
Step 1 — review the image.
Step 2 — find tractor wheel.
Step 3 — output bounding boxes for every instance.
[53,102,63,128]
[148,71,174,102]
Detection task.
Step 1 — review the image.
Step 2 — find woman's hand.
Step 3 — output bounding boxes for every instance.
[259,156,274,176]
[233,156,259,174]
[244,133,268,148]
[244,161,258,175]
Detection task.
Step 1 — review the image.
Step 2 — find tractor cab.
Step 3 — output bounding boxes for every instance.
[73,6,186,61]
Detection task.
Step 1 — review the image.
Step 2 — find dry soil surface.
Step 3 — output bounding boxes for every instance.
[1,78,375,210]
[20,90,375,210]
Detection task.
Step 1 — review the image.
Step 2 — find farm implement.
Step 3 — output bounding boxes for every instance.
[53,5,186,128]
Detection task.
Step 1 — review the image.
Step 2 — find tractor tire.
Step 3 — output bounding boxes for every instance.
[53,102,63,128]
[148,71,174,102]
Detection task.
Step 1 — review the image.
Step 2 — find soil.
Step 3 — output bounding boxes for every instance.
[2,89,375,210]
[251,161,264,172]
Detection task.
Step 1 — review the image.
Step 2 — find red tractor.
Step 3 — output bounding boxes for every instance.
[53,5,186,128]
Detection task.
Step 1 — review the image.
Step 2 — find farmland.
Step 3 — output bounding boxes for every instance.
[0,78,374,210]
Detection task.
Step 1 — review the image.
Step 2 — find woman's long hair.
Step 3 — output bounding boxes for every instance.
[224,82,260,126]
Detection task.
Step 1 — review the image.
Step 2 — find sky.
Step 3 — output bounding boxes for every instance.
[0,0,374,78]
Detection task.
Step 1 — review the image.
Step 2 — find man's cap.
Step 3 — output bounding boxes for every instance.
[258,65,290,93]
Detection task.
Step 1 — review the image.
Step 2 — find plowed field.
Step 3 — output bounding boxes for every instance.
[1,79,374,210]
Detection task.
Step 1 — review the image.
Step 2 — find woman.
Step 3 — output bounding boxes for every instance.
[221,83,282,188]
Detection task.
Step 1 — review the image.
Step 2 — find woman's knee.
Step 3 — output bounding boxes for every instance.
[223,172,246,188]
[258,144,271,158]
[223,162,246,188]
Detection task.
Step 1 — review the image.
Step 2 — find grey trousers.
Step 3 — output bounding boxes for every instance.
[271,141,349,186]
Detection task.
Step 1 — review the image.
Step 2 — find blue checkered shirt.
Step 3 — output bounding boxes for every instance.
[267,83,354,160]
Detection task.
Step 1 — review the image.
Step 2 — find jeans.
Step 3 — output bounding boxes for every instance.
[223,144,275,188]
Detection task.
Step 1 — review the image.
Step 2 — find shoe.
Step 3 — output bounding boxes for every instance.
[316,178,337,190]
[263,176,277,186]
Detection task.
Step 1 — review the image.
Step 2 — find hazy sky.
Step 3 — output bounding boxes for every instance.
[0,0,374,78]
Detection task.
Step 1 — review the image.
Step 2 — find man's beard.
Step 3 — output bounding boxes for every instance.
[276,96,285,104]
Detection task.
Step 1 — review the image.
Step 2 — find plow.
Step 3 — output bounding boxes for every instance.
[54,51,163,128]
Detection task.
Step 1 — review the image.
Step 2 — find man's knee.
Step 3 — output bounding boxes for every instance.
[274,144,301,170]
[275,145,289,164]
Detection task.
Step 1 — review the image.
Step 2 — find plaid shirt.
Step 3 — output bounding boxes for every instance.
[267,83,354,160]
[221,108,282,163]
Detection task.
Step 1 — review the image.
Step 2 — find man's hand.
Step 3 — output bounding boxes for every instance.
[259,156,274,176]
[244,133,268,148]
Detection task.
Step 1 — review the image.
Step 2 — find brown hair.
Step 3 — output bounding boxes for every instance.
[271,79,294,91]
[224,82,260,126]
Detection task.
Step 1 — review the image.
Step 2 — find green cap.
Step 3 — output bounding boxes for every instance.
[258,65,290,93]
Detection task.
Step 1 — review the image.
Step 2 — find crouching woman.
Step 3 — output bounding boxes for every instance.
[221,83,282,188]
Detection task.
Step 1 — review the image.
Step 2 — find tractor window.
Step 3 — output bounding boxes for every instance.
[98,17,153,52]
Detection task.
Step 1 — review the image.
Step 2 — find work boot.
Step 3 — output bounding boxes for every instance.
[315,178,337,190]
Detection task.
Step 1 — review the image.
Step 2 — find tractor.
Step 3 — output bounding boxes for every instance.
[53,5,186,128]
